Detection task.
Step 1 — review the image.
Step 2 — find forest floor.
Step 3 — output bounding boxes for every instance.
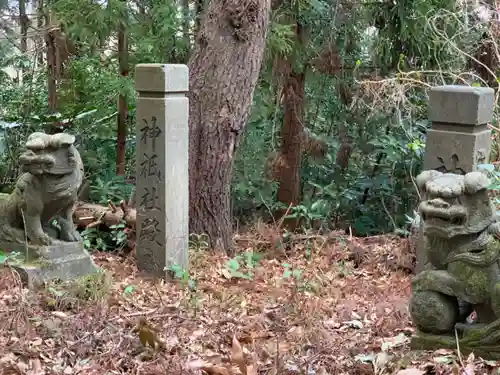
[0,224,496,375]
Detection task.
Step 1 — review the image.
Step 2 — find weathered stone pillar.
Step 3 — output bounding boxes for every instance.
[414,85,494,273]
[135,64,189,277]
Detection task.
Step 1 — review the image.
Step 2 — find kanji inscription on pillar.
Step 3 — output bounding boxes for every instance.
[135,64,189,277]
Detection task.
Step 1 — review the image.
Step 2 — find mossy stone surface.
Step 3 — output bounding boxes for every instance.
[410,291,459,333]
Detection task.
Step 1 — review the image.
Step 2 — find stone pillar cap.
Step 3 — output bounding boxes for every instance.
[135,64,189,93]
[428,85,494,126]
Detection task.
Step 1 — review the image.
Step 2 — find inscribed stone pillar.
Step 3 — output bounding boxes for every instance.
[135,64,189,277]
[414,85,494,273]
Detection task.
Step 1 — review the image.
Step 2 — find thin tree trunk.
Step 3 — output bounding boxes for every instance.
[45,12,57,116]
[19,0,28,114]
[275,67,305,228]
[275,22,306,229]
[470,35,498,88]
[468,0,498,88]
[36,0,44,67]
[116,11,128,176]
[19,0,27,74]
[188,0,271,254]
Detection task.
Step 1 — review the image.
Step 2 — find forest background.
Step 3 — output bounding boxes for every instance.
[0,0,498,254]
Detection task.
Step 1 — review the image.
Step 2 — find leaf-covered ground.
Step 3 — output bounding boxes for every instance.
[0,225,498,375]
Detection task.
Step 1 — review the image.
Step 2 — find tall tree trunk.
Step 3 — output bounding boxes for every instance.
[188,0,271,254]
[275,66,305,228]
[36,0,44,67]
[19,0,28,75]
[469,32,497,88]
[116,8,128,176]
[19,0,28,114]
[44,13,77,133]
[275,23,306,229]
[468,0,498,88]
[45,12,57,117]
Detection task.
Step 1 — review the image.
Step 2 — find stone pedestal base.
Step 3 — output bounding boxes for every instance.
[0,240,99,287]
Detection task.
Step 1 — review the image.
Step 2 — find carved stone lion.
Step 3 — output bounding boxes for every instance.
[410,170,500,358]
[0,132,83,245]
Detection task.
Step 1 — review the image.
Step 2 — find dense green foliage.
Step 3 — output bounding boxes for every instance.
[0,0,497,241]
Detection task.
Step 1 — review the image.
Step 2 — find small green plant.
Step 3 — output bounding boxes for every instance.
[89,176,134,205]
[167,264,197,292]
[0,249,23,265]
[109,223,128,248]
[224,257,250,279]
[241,250,262,268]
[283,201,328,230]
[407,138,424,153]
[281,263,317,293]
[123,284,136,295]
[479,164,500,207]
[81,221,128,252]
[395,210,419,237]
[223,250,263,280]
[167,264,200,310]
[281,263,302,281]
[81,227,109,251]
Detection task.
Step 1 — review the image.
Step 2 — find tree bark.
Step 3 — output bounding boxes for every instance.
[188,0,271,254]
[468,0,498,88]
[19,0,28,114]
[275,23,306,229]
[45,12,57,116]
[469,34,498,88]
[35,0,45,67]
[275,67,305,228]
[116,8,129,176]
[19,0,28,71]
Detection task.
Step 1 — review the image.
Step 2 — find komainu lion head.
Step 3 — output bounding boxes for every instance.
[416,170,495,238]
[19,132,82,176]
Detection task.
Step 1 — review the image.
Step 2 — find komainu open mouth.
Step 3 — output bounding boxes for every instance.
[421,212,466,225]
[420,200,467,226]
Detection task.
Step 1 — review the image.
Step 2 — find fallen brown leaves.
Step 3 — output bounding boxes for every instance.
[0,225,498,374]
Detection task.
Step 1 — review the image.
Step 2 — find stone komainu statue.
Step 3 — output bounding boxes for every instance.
[0,132,83,245]
[410,170,500,356]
